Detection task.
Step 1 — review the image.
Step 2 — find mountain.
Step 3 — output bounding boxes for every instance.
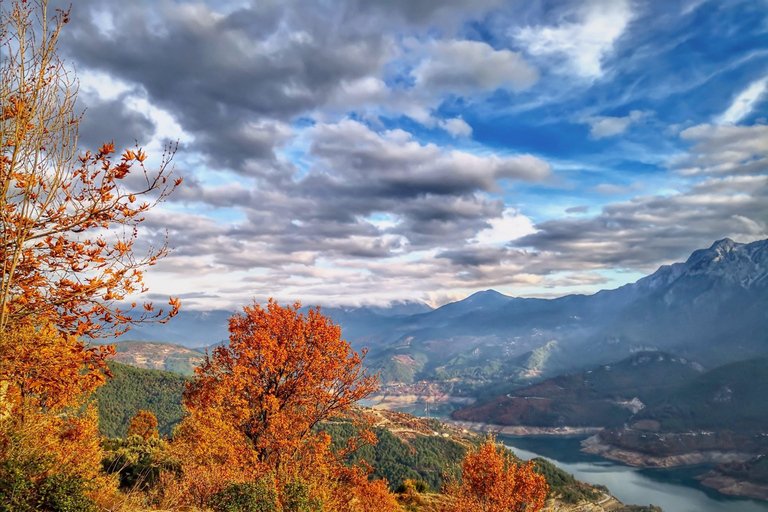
[121,238,768,393]
[364,238,768,387]
[102,340,205,376]
[452,352,704,428]
[115,301,433,349]
[637,356,768,433]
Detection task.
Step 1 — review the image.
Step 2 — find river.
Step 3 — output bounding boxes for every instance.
[500,435,768,512]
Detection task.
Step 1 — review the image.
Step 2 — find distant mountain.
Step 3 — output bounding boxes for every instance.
[121,238,768,392]
[103,340,205,376]
[115,301,433,349]
[638,356,768,433]
[452,352,704,428]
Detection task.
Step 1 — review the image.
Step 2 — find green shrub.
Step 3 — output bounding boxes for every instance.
[0,462,97,512]
[282,480,323,512]
[209,479,279,512]
[37,474,98,512]
[101,435,177,491]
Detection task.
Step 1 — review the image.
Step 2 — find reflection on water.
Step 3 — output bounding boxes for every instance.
[501,435,768,512]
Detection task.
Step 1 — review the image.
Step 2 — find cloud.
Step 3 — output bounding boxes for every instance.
[439,117,473,138]
[513,0,634,79]
[61,0,395,174]
[676,123,768,175]
[590,183,645,195]
[715,76,768,125]
[514,174,768,271]
[582,110,647,139]
[472,208,536,244]
[566,206,590,214]
[77,92,156,152]
[412,39,539,94]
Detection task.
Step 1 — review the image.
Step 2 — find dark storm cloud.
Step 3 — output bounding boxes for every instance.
[76,93,156,153]
[57,0,394,174]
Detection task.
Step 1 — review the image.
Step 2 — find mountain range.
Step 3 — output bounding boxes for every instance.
[118,238,768,390]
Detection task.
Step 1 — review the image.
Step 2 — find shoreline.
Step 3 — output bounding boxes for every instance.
[445,419,602,436]
[697,472,768,502]
[580,434,756,468]
[448,419,768,503]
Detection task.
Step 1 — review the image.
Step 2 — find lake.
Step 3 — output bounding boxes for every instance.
[500,435,768,512]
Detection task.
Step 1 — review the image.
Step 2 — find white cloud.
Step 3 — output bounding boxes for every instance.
[590,183,645,195]
[439,117,473,138]
[677,123,768,175]
[715,76,768,125]
[412,39,539,93]
[472,208,536,244]
[583,110,647,139]
[513,0,634,79]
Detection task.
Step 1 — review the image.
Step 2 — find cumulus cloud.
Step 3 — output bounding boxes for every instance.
[676,123,768,175]
[513,0,634,79]
[472,208,536,244]
[590,183,645,195]
[439,117,473,138]
[45,0,768,309]
[582,110,647,139]
[412,39,539,93]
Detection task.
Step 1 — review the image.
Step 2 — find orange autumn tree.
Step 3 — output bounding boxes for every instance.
[127,410,160,440]
[445,437,548,512]
[0,0,181,340]
[0,322,112,416]
[183,299,379,471]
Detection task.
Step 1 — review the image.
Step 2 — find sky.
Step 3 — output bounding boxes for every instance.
[50,0,768,309]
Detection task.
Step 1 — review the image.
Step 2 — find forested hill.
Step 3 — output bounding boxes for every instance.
[95,362,188,438]
[93,364,658,510]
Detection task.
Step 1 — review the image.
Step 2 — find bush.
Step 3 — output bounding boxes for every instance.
[0,463,97,512]
[395,479,429,494]
[37,474,98,512]
[101,435,176,491]
[283,480,323,512]
[209,479,279,512]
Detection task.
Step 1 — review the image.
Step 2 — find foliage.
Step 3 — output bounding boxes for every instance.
[0,403,107,512]
[444,437,547,512]
[95,362,187,438]
[209,479,279,512]
[0,466,98,512]
[36,474,99,512]
[127,410,159,439]
[0,0,180,338]
[396,479,430,494]
[532,457,601,504]
[323,421,466,492]
[282,479,324,512]
[182,299,379,472]
[101,435,176,492]
[0,322,112,415]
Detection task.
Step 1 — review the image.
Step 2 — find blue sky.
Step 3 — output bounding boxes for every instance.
[59,0,768,308]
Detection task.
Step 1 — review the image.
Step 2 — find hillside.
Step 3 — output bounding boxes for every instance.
[103,340,206,376]
[92,366,658,511]
[95,362,188,438]
[452,352,704,428]
[636,356,768,433]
